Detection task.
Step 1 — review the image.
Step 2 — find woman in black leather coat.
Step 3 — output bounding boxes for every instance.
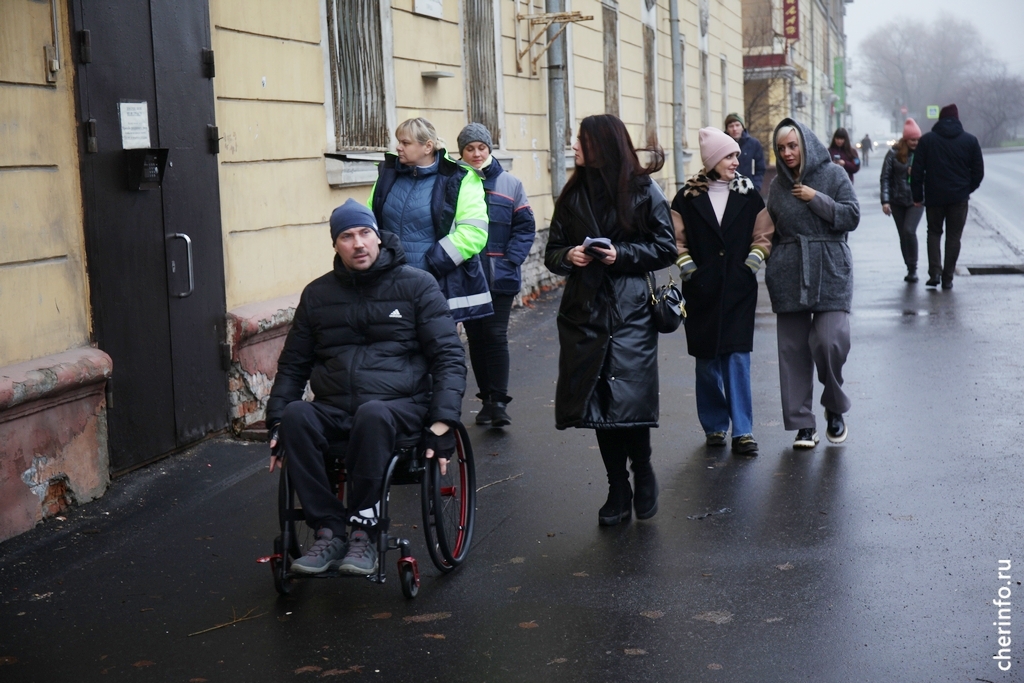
[544,114,677,526]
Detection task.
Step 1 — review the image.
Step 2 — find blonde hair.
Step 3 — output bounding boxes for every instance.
[775,124,804,180]
[395,117,445,153]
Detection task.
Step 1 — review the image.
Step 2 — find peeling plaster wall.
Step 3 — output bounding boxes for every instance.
[0,349,112,542]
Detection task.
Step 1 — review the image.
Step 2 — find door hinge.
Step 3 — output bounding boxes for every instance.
[207,125,220,154]
[79,29,92,63]
[85,118,98,153]
[105,377,114,410]
[202,48,215,78]
[220,342,232,372]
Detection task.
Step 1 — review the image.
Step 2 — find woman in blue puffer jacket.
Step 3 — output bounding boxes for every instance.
[369,117,493,323]
[457,123,537,428]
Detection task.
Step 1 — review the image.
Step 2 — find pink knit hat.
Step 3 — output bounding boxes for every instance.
[903,118,922,140]
[699,127,741,173]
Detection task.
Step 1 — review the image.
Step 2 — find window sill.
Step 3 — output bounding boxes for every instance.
[325,152,385,188]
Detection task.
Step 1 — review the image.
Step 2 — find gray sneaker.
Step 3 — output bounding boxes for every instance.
[339,529,378,575]
[290,528,346,575]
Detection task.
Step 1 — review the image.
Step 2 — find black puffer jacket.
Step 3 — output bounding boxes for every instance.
[266,233,466,431]
[545,175,677,430]
[879,148,914,207]
[911,117,984,206]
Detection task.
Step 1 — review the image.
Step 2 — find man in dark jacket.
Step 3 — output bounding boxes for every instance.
[725,113,766,192]
[266,199,466,577]
[911,104,985,289]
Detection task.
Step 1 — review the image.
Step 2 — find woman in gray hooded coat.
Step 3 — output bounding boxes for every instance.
[765,119,860,449]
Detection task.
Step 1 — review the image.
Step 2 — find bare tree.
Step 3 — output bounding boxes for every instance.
[858,14,999,129]
[956,68,1024,147]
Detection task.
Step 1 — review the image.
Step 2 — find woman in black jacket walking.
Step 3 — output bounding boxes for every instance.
[880,118,924,282]
[671,128,774,455]
[545,115,677,526]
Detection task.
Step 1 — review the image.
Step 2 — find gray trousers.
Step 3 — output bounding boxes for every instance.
[776,311,852,430]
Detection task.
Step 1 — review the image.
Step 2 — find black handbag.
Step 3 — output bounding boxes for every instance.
[645,272,684,333]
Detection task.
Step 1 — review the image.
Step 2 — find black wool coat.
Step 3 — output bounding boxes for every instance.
[672,179,765,359]
[265,233,466,432]
[544,176,677,430]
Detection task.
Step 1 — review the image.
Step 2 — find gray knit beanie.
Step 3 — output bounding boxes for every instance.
[457,122,493,153]
[330,198,379,242]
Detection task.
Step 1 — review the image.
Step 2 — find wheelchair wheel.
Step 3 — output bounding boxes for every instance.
[276,460,315,590]
[272,535,294,596]
[426,423,476,568]
[421,467,454,573]
[399,562,419,599]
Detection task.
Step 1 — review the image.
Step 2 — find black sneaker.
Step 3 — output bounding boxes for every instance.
[925,275,941,287]
[825,410,847,443]
[732,434,759,455]
[793,428,819,449]
[904,270,918,283]
[705,431,727,447]
[941,279,953,290]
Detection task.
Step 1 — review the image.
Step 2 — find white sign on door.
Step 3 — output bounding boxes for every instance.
[118,101,151,149]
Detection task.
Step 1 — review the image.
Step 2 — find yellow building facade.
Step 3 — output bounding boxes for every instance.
[741,0,851,164]
[2,0,744,539]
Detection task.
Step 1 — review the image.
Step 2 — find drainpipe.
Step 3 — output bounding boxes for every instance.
[547,0,566,199]
[669,0,686,191]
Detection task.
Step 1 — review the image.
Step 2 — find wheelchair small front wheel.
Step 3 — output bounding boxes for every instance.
[399,562,419,599]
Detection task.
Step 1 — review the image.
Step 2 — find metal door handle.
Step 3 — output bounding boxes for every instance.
[168,233,194,298]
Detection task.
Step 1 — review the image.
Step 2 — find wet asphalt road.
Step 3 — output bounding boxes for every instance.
[2,153,1023,682]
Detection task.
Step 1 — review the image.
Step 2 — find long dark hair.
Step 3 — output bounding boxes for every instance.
[830,127,858,159]
[559,114,664,233]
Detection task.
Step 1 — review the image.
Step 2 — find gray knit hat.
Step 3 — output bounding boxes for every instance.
[457,122,493,153]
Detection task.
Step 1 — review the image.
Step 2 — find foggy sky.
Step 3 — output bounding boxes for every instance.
[843,0,1024,135]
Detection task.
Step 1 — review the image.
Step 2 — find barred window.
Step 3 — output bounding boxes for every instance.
[326,0,389,151]
[464,0,501,146]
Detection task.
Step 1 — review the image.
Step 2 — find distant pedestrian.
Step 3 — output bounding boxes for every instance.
[545,114,677,526]
[880,118,924,282]
[828,128,860,183]
[670,128,775,456]
[457,123,537,429]
[910,103,985,289]
[766,119,860,449]
[724,113,766,192]
[859,134,873,167]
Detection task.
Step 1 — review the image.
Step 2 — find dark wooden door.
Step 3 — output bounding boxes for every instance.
[72,0,228,472]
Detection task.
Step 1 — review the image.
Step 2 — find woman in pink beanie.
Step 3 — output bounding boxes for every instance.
[879,118,924,282]
[669,127,775,455]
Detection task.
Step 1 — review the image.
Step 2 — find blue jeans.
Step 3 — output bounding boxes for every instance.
[694,352,753,437]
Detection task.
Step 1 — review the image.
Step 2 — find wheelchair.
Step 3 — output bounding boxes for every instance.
[258,422,476,599]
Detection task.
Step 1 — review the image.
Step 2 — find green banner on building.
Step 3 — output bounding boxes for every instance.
[833,57,846,111]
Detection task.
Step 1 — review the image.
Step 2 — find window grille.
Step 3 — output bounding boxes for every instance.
[463,0,501,146]
[326,0,389,151]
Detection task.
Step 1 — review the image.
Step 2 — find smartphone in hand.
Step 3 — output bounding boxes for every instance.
[582,236,611,258]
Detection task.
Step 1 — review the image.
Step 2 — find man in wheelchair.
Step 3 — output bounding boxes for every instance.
[266,199,466,577]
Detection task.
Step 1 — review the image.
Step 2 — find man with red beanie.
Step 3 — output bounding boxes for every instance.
[910,103,985,289]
